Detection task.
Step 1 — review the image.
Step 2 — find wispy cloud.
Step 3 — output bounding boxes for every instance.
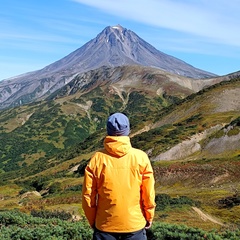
[71,0,240,46]
[0,0,239,79]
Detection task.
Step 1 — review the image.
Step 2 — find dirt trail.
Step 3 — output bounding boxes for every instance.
[192,207,224,226]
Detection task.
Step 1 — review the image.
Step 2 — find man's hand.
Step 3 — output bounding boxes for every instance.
[145,221,152,229]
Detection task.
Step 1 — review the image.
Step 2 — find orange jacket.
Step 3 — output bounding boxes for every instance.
[82,136,156,233]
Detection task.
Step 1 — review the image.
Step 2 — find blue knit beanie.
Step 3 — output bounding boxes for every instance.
[107,113,130,136]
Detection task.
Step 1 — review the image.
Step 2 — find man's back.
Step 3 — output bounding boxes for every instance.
[82,113,156,239]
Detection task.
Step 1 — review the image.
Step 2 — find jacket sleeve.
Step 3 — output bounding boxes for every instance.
[141,158,156,222]
[82,161,97,227]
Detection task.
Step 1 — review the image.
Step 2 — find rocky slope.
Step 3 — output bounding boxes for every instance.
[0,25,217,109]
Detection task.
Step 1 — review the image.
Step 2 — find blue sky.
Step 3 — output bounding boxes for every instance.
[1,0,240,80]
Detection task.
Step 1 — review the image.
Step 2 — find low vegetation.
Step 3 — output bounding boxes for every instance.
[1,210,240,240]
[0,76,239,238]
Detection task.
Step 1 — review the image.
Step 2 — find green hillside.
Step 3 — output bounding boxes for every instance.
[0,75,239,236]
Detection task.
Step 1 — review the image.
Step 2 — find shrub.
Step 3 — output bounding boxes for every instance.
[48,182,62,194]
[75,159,90,176]
[218,194,240,208]
[155,194,198,211]
[31,209,72,221]
[1,210,240,239]
[0,210,92,239]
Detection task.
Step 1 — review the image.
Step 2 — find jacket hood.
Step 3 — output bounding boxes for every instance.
[104,136,132,157]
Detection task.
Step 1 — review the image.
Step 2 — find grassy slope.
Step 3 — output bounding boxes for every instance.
[0,76,239,232]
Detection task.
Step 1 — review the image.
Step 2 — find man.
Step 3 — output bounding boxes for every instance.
[82,112,156,240]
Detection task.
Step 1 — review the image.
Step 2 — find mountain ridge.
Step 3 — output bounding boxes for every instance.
[0,25,218,110]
